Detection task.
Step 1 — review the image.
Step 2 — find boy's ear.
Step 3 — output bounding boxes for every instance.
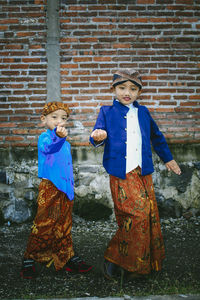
[110,86,115,92]
[40,115,46,123]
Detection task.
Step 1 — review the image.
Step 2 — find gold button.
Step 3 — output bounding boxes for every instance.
[125,156,127,159]
[125,141,127,144]
[124,116,127,119]
[125,128,127,131]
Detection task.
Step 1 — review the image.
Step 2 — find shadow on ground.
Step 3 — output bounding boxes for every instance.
[0,215,200,299]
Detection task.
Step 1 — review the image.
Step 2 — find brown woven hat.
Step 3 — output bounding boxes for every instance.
[112,69,142,90]
[42,102,70,117]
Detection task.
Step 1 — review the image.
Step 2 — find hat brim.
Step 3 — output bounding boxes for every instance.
[112,79,142,90]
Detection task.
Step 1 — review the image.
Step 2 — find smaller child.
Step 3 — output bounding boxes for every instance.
[20,101,92,279]
[90,69,181,280]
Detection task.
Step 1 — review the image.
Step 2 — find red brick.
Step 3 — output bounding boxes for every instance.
[113,43,131,49]
[5,136,24,141]
[79,63,99,68]
[79,38,98,43]
[61,89,79,95]
[151,69,168,74]
[142,76,157,81]
[22,58,41,63]
[73,57,92,62]
[71,83,89,88]
[12,129,28,134]
[189,95,200,100]
[137,0,155,3]
[10,142,32,147]
[0,25,8,30]
[93,57,112,62]
[153,95,170,100]
[17,32,36,37]
[92,18,110,22]
[29,129,44,134]
[71,71,90,75]
[154,108,175,113]
[175,107,193,112]
[159,101,177,105]
[29,45,43,49]
[180,102,199,106]
[61,64,78,69]
[10,116,29,121]
[17,123,36,130]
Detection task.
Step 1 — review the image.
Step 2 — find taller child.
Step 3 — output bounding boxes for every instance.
[21,102,92,279]
[90,69,181,279]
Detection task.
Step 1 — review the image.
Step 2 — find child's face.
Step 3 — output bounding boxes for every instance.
[113,80,141,106]
[41,109,68,130]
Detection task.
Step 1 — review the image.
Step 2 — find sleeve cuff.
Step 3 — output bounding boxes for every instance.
[51,127,66,141]
[90,136,105,147]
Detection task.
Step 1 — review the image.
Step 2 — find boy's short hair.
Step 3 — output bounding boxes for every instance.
[112,69,142,90]
[42,102,70,117]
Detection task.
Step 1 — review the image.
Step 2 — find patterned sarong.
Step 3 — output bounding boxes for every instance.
[104,167,165,274]
[24,179,74,271]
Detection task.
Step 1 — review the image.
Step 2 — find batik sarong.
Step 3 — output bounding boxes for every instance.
[104,167,165,274]
[24,179,74,271]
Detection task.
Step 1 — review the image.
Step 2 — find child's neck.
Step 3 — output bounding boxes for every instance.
[125,103,132,108]
[115,98,134,108]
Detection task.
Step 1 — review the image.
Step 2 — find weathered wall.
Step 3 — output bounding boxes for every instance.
[0,144,200,223]
[0,1,200,223]
[0,0,200,147]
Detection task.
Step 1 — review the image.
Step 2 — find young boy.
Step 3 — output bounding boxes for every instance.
[20,101,92,279]
[90,69,181,280]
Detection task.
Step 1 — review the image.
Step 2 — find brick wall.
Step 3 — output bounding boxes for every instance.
[0,0,200,148]
[0,0,47,147]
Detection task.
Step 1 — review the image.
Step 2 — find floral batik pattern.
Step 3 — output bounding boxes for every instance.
[104,167,165,274]
[24,179,74,271]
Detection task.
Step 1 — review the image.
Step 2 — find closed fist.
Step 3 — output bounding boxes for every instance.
[91,129,107,142]
[56,125,68,138]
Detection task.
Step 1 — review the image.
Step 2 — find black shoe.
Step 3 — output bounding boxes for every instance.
[20,259,36,279]
[65,255,92,273]
[103,259,118,280]
[126,271,148,280]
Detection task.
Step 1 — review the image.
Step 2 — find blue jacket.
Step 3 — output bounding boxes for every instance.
[90,99,173,179]
[38,128,74,200]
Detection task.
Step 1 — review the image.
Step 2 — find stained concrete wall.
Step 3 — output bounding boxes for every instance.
[0,144,200,224]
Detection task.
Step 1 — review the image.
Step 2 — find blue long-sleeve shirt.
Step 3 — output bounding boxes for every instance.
[38,128,74,200]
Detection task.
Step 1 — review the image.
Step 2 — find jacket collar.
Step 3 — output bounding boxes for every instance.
[113,99,140,115]
[47,128,57,136]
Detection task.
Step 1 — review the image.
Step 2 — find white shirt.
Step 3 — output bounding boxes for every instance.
[126,104,142,173]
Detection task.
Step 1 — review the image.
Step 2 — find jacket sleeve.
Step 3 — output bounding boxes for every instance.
[148,109,173,163]
[89,107,107,147]
[38,128,66,154]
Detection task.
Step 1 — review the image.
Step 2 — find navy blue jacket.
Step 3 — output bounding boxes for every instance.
[90,99,173,179]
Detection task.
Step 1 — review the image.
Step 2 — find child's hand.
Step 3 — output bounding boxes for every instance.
[165,160,181,175]
[91,129,107,142]
[56,125,68,138]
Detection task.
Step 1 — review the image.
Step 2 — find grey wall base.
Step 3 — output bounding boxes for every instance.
[0,144,200,223]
